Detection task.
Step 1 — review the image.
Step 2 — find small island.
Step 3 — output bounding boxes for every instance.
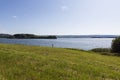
[0,34,57,39]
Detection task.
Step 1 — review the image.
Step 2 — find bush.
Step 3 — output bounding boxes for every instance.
[91,48,111,52]
[91,48,113,56]
[111,37,120,53]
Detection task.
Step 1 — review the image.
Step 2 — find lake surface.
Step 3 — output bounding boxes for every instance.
[0,38,114,50]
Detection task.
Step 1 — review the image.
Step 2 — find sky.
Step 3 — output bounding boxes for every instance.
[0,0,120,35]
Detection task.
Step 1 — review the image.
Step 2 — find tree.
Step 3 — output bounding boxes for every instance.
[111,37,120,53]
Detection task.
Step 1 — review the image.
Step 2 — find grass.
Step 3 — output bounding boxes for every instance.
[0,44,120,80]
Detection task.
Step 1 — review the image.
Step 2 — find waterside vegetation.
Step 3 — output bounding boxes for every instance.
[91,37,120,56]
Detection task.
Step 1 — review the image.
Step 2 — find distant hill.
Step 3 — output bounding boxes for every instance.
[0,34,119,39]
[0,34,13,38]
[0,34,57,39]
[57,35,119,38]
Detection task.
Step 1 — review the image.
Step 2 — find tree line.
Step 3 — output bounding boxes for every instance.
[0,34,57,39]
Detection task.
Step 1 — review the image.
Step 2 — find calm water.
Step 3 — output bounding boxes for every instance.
[0,38,114,50]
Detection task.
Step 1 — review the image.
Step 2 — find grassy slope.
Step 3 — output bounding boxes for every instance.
[0,44,120,80]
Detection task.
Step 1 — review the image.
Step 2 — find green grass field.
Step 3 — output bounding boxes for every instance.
[0,44,120,80]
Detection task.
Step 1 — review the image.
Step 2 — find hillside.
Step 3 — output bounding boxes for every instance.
[0,44,120,80]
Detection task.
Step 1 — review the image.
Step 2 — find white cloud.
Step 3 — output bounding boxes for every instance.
[12,16,17,19]
[61,6,68,11]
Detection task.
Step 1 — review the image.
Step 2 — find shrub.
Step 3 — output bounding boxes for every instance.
[111,37,120,53]
[91,48,113,56]
[91,48,111,52]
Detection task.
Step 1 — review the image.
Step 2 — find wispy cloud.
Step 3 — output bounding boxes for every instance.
[12,16,17,19]
[61,6,68,11]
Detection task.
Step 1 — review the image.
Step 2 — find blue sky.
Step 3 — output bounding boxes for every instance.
[0,0,120,35]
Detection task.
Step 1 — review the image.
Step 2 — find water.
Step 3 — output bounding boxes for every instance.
[0,38,114,50]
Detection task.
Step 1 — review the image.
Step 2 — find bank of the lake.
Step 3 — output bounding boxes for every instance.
[0,44,120,80]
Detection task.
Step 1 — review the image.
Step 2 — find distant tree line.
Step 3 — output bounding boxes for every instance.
[0,34,57,39]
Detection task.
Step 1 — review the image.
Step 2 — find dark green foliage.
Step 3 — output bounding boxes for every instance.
[13,34,36,39]
[0,34,13,38]
[0,34,57,39]
[13,34,57,39]
[91,48,111,53]
[38,35,57,39]
[111,37,120,53]
[91,48,120,56]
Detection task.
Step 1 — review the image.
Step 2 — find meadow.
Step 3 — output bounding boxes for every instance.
[0,44,120,80]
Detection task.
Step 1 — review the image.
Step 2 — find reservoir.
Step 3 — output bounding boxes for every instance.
[0,38,114,50]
